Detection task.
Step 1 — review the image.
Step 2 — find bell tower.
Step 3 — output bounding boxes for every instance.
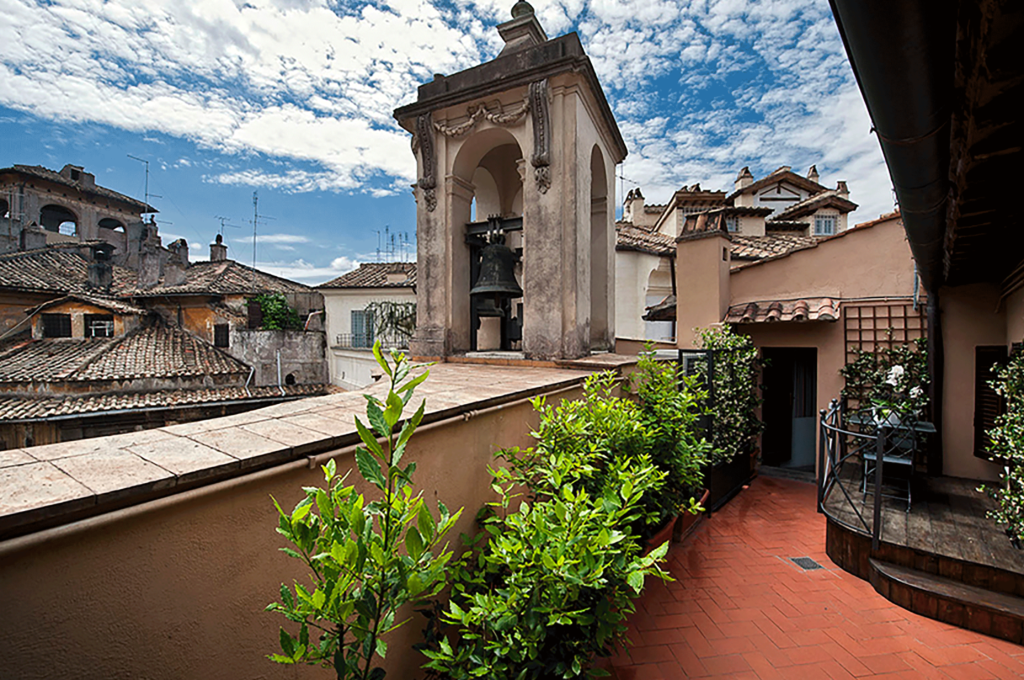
[394,2,627,361]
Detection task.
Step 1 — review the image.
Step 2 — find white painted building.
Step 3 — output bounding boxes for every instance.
[318,262,416,390]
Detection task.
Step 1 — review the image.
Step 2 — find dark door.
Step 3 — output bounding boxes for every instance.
[761,348,817,469]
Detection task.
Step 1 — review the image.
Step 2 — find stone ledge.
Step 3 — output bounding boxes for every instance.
[0,363,596,540]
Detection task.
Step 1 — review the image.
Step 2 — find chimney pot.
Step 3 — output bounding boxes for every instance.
[210,233,228,262]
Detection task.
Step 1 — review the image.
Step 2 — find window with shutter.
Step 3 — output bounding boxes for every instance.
[351,310,374,348]
[42,313,72,338]
[975,345,1009,459]
[214,324,230,348]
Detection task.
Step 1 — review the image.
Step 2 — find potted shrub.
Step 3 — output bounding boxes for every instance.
[981,351,1024,549]
[265,342,463,678]
[625,349,711,544]
[421,371,690,678]
[695,326,764,510]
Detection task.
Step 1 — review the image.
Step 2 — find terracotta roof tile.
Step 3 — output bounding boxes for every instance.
[616,224,675,256]
[729,233,818,263]
[724,297,840,324]
[0,384,328,421]
[28,294,147,316]
[318,262,416,289]
[126,259,314,297]
[769,189,858,221]
[0,326,248,384]
[0,245,136,295]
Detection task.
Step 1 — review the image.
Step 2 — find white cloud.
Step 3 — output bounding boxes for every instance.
[0,0,892,220]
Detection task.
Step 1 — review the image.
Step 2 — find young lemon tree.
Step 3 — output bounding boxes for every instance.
[267,342,462,679]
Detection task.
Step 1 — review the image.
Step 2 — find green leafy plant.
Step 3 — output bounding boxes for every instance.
[421,372,676,678]
[840,337,929,422]
[422,456,669,679]
[266,341,463,678]
[625,349,710,522]
[696,326,764,465]
[980,351,1024,549]
[253,293,303,330]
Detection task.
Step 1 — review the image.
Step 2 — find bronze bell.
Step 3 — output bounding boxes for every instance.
[470,242,523,299]
[475,298,505,317]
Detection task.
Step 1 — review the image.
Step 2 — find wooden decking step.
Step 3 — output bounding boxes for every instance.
[870,558,1024,644]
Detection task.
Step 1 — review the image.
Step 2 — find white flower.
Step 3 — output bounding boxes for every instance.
[886,365,905,386]
[910,386,923,399]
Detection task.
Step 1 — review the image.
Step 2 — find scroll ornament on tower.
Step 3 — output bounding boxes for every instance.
[415,113,437,212]
[529,79,551,194]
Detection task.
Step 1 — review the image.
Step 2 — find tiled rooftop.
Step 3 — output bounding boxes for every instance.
[770,188,858,221]
[28,294,147,316]
[0,362,605,538]
[0,325,248,385]
[725,297,840,324]
[616,223,676,256]
[319,261,417,289]
[730,233,819,263]
[0,245,136,295]
[0,384,328,421]
[124,259,314,297]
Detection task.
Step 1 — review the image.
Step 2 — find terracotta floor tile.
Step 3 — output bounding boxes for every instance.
[607,477,1024,680]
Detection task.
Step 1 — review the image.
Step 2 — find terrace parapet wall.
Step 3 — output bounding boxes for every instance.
[0,358,639,679]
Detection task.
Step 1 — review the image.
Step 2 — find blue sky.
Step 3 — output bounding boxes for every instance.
[0,0,892,285]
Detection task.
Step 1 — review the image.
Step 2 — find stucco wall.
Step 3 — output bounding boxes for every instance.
[730,217,916,304]
[940,283,1005,481]
[0,386,584,680]
[614,249,662,342]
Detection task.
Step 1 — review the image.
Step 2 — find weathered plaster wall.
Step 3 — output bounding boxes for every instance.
[1004,286,1024,344]
[230,329,327,387]
[940,283,1004,482]
[0,386,583,680]
[613,249,661,342]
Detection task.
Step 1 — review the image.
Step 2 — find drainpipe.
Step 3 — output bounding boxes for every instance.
[926,295,944,475]
[276,349,285,396]
[244,366,254,398]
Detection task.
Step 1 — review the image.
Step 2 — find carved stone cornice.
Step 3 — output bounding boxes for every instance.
[433,97,530,138]
[414,113,437,212]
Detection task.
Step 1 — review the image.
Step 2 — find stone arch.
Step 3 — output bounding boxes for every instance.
[40,204,77,236]
[645,263,675,341]
[590,144,610,349]
[0,197,9,218]
[449,126,525,352]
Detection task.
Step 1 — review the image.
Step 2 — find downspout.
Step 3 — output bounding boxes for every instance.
[927,295,944,475]
[244,366,254,397]
[276,349,285,396]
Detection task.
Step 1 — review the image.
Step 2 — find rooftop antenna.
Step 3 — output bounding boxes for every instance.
[214,215,242,238]
[127,154,156,219]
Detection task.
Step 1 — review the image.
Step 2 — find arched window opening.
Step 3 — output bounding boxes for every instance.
[285,373,297,386]
[645,265,675,342]
[99,218,125,232]
[0,198,9,219]
[40,205,77,236]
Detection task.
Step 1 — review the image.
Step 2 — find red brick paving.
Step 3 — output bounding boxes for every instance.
[600,476,1024,679]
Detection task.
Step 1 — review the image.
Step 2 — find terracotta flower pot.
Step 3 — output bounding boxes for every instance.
[673,488,710,543]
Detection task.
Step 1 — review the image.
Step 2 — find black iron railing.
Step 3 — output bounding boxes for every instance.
[818,400,927,550]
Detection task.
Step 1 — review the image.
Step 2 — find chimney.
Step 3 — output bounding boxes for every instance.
[496,1,547,57]
[20,224,47,251]
[836,180,849,198]
[807,164,820,184]
[163,259,186,286]
[138,230,162,289]
[210,233,228,262]
[734,166,754,192]
[168,238,189,267]
[623,187,645,223]
[87,242,115,292]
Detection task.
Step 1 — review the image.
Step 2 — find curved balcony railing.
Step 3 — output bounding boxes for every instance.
[818,400,932,550]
